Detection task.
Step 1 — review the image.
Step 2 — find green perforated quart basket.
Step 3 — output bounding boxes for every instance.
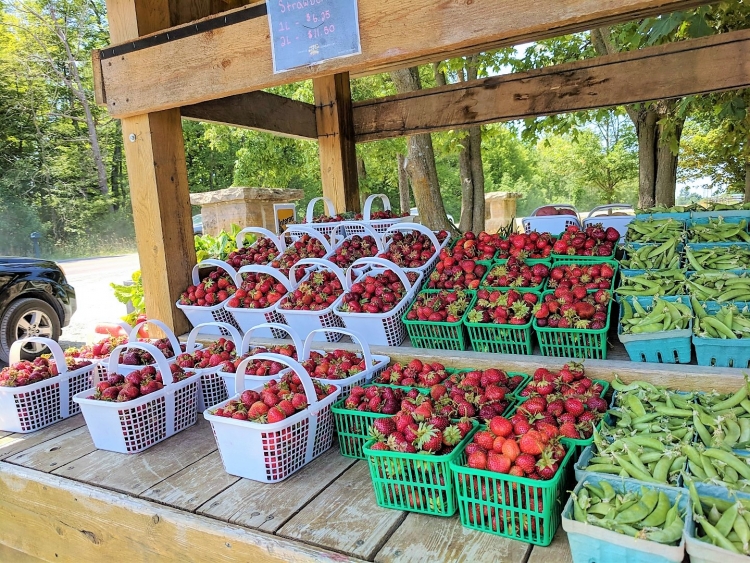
[402,290,477,351]
[465,317,534,355]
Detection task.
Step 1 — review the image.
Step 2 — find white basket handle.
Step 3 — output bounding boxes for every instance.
[346,257,413,293]
[186,322,243,356]
[363,194,391,220]
[301,328,374,370]
[234,264,296,293]
[128,319,182,356]
[383,223,442,253]
[107,342,176,384]
[305,197,336,222]
[336,222,385,252]
[191,259,239,286]
[284,225,333,253]
[288,258,347,289]
[239,323,303,355]
[235,227,286,252]
[587,204,634,217]
[10,337,67,370]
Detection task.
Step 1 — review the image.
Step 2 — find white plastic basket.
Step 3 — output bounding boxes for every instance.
[583,203,634,243]
[0,337,97,433]
[181,322,244,413]
[522,204,582,234]
[357,193,413,234]
[276,258,347,343]
[380,223,451,275]
[204,353,340,483]
[114,319,188,376]
[175,259,242,335]
[224,264,294,337]
[300,327,390,397]
[330,222,385,278]
[85,320,132,382]
[286,197,346,239]
[336,257,423,347]
[218,322,303,393]
[228,227,287,267]
[73,342,201,454]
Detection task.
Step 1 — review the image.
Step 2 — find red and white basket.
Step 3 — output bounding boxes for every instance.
[287,197,346,239]
[115,319,191,376]
[218,322,303,393]
[204,353,340,483]
[282,224,337,260]
[175,259,242,335]
[331,221,385,278]
[275,258,347,343]
[234,226,287,258]
[336,258,423,347]
[352,193,413,235]
[181,322,244,412]
[73,342,201,454]
[300,327,390,397]
[0,337,97,433]
[380,223,451,275]
[224,264,295,338]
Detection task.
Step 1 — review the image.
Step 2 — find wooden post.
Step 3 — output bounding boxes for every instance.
[313,73,360,214]
[107,0,196,335]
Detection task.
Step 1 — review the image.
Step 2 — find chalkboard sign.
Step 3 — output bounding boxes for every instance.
[267,0,362,73]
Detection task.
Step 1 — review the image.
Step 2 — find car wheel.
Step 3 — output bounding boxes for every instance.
[0,298,61,363]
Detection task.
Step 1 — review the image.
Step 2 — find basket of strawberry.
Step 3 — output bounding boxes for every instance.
[403,289,477,350]
[176,259,242,335]
[225,227,286,270]
[274,226,335,281]
[0,337,95,433]
[362,409,478,516]
[336,258,423,347]
[64,333,129,382]
[449,415,575,545]
[356,193,412,234]
[175,322,244,412]
[205,353,340,482]
[118,319,193,375]
[73,342,201,453]
[424,242,491,291]
[532,288,613,359]
[495,232,556,261]
[443,368,526,418]
[329,222,384,276]
[289,197,347,238]
[481,257,549,293]
[546,260,618,292]
[464,289,540,355]
[378,224,451,274]
[550,224,619,260]
[224,265,294,337]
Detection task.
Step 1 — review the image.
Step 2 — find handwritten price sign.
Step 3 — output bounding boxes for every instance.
[267,0,362,73]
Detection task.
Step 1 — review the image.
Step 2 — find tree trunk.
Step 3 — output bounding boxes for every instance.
[458,134,474,232]
[466,59,485,233]
[655,112,683,207]
[745,161,750,203]
[390,67,453,232]
[397,153,410,214]
[634,109,658,209]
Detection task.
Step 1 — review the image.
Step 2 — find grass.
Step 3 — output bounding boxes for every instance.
[44,236,137,261]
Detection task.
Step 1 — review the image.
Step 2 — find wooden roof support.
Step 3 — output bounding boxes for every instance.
[313,74,361,214]
[96,0,714,118]
[353,29,750,142]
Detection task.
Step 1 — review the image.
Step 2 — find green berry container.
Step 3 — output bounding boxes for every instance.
[402,290,477,351]
[479,261,547,294]
[464,289,542,355]
[362,420,479,517]
[450,444,575,546]
[545,258,619,292]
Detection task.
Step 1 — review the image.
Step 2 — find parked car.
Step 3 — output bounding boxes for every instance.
[0,257,76,363]
[193,214,203,235]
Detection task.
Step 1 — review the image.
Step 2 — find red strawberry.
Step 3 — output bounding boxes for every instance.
[487,452,512,474]
[559,422,579,439]
[267,406,286,423]
[515,453,537,474]
[501,439,520,462]
[564,398,585,417]
[519,430,546,456]
[467,450,488,469]
[489,416,513,438]
[474,430,496,451]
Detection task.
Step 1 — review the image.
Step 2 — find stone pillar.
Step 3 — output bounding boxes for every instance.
[484,192,522,233]
[190,187,304,235]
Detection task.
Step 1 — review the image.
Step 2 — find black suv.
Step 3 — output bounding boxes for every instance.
[0,257,76,363]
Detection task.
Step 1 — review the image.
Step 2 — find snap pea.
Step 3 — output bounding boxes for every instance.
[695,514,743,554]
[644,514,684,544]
[639,491,670,527]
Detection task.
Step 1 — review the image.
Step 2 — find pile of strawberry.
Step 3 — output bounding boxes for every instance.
[338,270,419,314]
[219,344,297,376]
[368,209,410,220]
[272,234,330,280]
[277,270,343,311]
[466,289,538,325]
[330,235,380,270]
[534,287,611,330]
[496,232,556,260]
[552,225,619,257]
[175,338,236,370]
[452,231,503,260]
[65,335,128,361]
[0,356,92,387]
[374,359,449,387]
[342,384,406,414]
[210,372,337,423]
[378,229,449,269]
[482,257,548,289]
[301,349,373,381]
[441,368,524,420]
[227,272,287,309]
[225,237,282,269]
[88,364,189,401]
[405,289,472,323]
[546,262,615,291]
[306,211,360,223]
[425,246,488,290]
[178,268,237,307]
[119,337,186,366]
[463,415,567,480]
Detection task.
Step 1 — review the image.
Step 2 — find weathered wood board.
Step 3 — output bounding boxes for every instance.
[0,415,86,461]
[4,426,96,473]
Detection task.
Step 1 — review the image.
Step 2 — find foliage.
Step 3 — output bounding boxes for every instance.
[194,224,249,262]
[110,270,144,326]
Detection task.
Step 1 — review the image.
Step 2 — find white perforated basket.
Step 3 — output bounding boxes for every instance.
[336,258,423,347]
[205,353,340,483]
[175,259,242,335]
[85,320,131,382]
[234,227,286,261]
[380,223,451,275]
[73,342,200,454]
[286,197,346,239]
[583,204,634,243]
[275,258,347,343]
[353,193,413,235]
[522,204,582,234]
[0,338,97,433]
[224,264,294,338]
[115,319,189,376]
[330,222,384,278]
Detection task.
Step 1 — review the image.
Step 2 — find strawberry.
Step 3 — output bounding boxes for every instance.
[405,289,472,323]
[514,453,537,474]
[278,269,344,312]
[378,229,448,269]
[487,452,512,474]
[338,269,419,314]
[416,423,443,453]
[489,416,513,438]
[467,450,488,470]
[559,422,580,439]
[563,397,585,417]
[179,267,236,307]
[501,439,520,462]
[519,430,546,456]
[474,430,496,451]
[330,235,380,270]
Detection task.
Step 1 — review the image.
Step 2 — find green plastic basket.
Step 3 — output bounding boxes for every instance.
[492,256,553,266]
[463,289,541,355]
[450,443,575,546]
[545,258,619,292]
[403,290,477,351]
[362,420,479,517]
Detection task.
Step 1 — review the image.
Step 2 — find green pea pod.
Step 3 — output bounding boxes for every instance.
[599,481,616,503]
[652,455,673,484]
[586,464,622,475]
[626,394,648,418]
[654,406,693,418]
[693,410,714,447]
[696,514,743,554]
[583,483,605,500]
[644,514,684,545]
[708,504,722,525]
[701,453,720,480]
[587,503,614,517]
[684,474,704,516]
[682,443,703,467]
[703,448,750,480]
[622,435,666,452]
[612,453,660,483]
[712,383,750,411]
[739,418,750,443]
[716,500,740,538]
[571,492,587,522]
[688,459,708,481]
[611,375,641,393]
[615,487,659,524]
[733,504,750,551]
[725,418,742,447]
[639,491,671,528]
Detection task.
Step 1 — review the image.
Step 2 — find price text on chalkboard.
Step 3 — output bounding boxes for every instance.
[267,0,362,73]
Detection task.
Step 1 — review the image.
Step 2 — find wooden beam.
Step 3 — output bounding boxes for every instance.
[353,29,750,142]
[313,74,360,214]
[181,91,318,140]
[96,0,713,118]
